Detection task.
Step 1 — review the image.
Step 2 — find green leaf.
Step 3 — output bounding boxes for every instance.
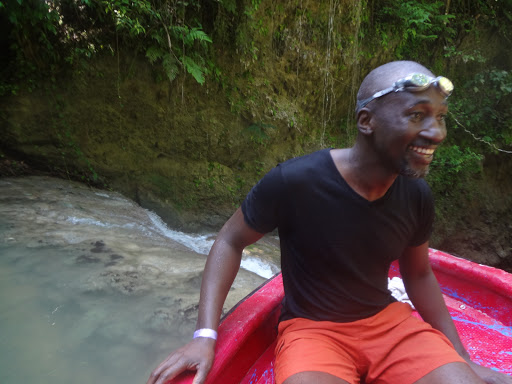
[145,45,163,63]
[182,56,206,84]
[162,54,179,82]
[184,28,212,46]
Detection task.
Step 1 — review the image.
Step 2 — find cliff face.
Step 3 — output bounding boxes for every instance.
[1,0,511,268]
[2,1,369,226]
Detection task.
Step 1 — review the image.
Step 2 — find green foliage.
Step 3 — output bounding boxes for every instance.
[1,0,216,89]
[244,0,263,16]
[426,66,512,223]
[145,24,212,84]
[244,122,276,145]
[376,0,455,59]
[427,145,483,196]
[217,0,237,14]
[425,143,485,239]
[1,0,60,56]
[450,69,512,150]
[0,0,60,92]
[368,0,512,69]
[94,0,214,84]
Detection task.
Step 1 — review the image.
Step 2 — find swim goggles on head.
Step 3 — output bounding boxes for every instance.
[356,73,454,110]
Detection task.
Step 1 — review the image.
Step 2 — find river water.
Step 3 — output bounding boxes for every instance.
[0,176,280,384]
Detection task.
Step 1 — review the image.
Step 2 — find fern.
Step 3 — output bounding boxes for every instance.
[162,54,179,82]
[182,55,206,84]
[170,26,212,47]
[145,45,164,63]
[150,30,164,44]
[218,0,237,14]
[192,52,206,67]
[171,25,188,40]
[184,28,213,46]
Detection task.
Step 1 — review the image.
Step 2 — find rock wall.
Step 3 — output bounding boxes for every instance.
[1,0,511,268]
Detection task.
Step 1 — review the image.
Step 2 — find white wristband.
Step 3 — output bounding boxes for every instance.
[193,328,218,340]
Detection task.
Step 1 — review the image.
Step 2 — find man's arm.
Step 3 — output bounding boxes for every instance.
[400,242,512,384]
[147,208,264,384]
[400,242,468,357]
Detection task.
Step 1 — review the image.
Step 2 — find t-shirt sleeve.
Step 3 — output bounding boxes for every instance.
[408,181,435,247]
[241,164,283,233]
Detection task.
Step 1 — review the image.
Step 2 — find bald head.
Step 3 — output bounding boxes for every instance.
[357,61,434,109]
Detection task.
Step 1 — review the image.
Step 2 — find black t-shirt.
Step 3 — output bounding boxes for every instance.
[241,149,434,322]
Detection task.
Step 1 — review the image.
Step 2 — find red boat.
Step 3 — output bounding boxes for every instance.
[172,249,512,383]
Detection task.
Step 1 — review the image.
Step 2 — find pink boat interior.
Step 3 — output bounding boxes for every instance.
[171,249,512,384]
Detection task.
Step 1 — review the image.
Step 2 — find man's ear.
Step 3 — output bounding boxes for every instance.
[356,109,374,136]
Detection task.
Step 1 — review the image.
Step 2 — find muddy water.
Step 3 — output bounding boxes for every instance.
[0,176,280,384]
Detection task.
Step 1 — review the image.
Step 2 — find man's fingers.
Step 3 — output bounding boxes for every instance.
[192,362,211,384]
[147,353,191,384]
[147,339,215,384]
[147,353,181,384]
[152,354,179,377]
[153,360,191,384]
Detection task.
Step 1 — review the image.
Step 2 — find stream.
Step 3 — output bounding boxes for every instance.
[0,176,280,384]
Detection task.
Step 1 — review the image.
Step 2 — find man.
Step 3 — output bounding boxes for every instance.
[147,61,512,384]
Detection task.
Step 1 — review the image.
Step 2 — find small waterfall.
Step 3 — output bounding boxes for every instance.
[320,0,339,147]
[346,0,363,143]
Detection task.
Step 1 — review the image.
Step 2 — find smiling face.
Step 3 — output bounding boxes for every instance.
[355,61,452,179]
[368,85,448,178]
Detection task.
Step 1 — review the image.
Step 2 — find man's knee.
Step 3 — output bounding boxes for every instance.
[282,371,351,384]
[413,362,485,384]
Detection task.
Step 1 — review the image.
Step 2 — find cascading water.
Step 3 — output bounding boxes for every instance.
[346,0,364,143]
[320,0,339,148]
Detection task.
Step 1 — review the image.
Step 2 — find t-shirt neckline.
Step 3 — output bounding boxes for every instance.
[325,148,397,205]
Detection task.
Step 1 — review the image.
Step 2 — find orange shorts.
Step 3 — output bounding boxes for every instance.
[274,302,466,384]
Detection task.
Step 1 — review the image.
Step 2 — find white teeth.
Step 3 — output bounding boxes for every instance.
[409,146,434,155]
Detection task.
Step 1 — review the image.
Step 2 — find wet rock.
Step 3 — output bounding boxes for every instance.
[90,240,110,253]
[76,254,101,264]
[104,261,117,267]
[146,308,177,333]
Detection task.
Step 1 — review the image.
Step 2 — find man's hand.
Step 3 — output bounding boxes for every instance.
[468,360,512,384]
[146,338,216,384]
